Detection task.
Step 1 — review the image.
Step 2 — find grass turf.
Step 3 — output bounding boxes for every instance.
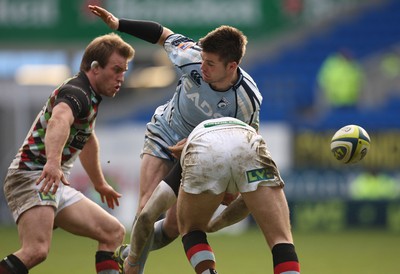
[0,226,398,273]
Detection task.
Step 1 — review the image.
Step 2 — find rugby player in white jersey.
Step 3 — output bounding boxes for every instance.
[89,5,263,274]
[176,117,300,274]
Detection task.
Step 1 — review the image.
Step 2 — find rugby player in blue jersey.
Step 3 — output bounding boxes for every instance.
[89,5,265,274]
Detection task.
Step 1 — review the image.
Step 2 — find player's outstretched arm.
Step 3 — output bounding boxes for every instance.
[207,195,250,233]
[88,4,173,46]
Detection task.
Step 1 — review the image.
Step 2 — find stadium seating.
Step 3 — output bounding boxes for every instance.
[249,0,400,130]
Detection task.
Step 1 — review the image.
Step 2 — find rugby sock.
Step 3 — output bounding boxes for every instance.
[136,229,154,274]
[182,230,216,274]
[272,243,300,274]
[150,219,178,251]
[0,254,28,274]
[95,251,119,274]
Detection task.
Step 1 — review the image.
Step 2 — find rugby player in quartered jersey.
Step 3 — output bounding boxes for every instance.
[2,32,135,274]
[9,72,101,173]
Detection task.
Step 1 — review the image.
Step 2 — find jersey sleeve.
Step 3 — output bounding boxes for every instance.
[164,34,202,71]
[54,84,90,119]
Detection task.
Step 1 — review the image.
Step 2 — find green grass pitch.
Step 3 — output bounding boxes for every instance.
[0,226,398,273]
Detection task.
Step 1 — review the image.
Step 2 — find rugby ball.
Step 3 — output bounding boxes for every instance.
[330,125,370,164]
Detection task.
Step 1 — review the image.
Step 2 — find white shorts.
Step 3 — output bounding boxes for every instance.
[180,126,284,195]
[3,169,84,223]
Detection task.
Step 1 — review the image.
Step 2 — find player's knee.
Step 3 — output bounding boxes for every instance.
[112,222,126,244]
[137,210,153,228]
[98,219,125,247]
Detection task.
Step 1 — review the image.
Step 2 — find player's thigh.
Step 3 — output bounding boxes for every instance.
[177,191,224,235]
[17,206,55,251]
[54,197,123,241]
[241,186,292,248]
[139,154,174,208]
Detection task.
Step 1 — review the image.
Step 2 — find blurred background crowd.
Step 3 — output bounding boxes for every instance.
[1,0,399,232]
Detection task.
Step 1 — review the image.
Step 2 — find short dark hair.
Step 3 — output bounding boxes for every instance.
[80,33,135,72]
[199,25,247,65]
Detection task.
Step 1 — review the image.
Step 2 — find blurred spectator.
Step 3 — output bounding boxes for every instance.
[350,169,399,200]
[380,51,400,80]
[317,48,365,109]
[379,50,400,101]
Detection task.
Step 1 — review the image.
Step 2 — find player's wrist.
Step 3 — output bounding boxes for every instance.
[126,260,139,267]
[126,254,140,267]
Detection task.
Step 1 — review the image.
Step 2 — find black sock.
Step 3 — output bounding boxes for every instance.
[272,243,300,274]
[95,251,119,273]
[0,254,28,274]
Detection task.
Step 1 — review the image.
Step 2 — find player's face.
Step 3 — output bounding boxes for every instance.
[201,52,228,82]
[94,52,129,97]
[201,52,237,90]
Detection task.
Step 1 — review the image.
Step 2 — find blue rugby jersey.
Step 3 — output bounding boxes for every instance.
[144,34,262,157]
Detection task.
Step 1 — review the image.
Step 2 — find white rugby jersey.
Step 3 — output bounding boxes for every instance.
[156,33,262,139]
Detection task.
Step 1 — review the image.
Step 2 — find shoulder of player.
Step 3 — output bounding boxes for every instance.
[58,73,92,99]
[54,73,94,116]
[165,33,197,48]
[165,34,201,60]
[236,67,258,88]
[235,68,262,99]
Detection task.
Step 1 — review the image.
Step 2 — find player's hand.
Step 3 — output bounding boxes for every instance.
[94,182,122,209]
[88,5,119,30]
[124,258,139,274]
[36,161,70,195]
[221,192,239,206]
[168,138,187,159]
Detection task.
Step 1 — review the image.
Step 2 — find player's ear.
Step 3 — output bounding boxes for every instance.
[227,61,237,72]
[91,61,99,69]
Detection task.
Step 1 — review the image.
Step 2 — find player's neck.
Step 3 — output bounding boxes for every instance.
[210,71,239,91]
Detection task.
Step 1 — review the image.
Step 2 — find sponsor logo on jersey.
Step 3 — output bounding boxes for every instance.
[172,37,195,46]
[204,120,247,128]
[190,70,202,85]
[217,97,229,109]
[246,168,274,183]
[179,41,196,50]
[69,130,91,150]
